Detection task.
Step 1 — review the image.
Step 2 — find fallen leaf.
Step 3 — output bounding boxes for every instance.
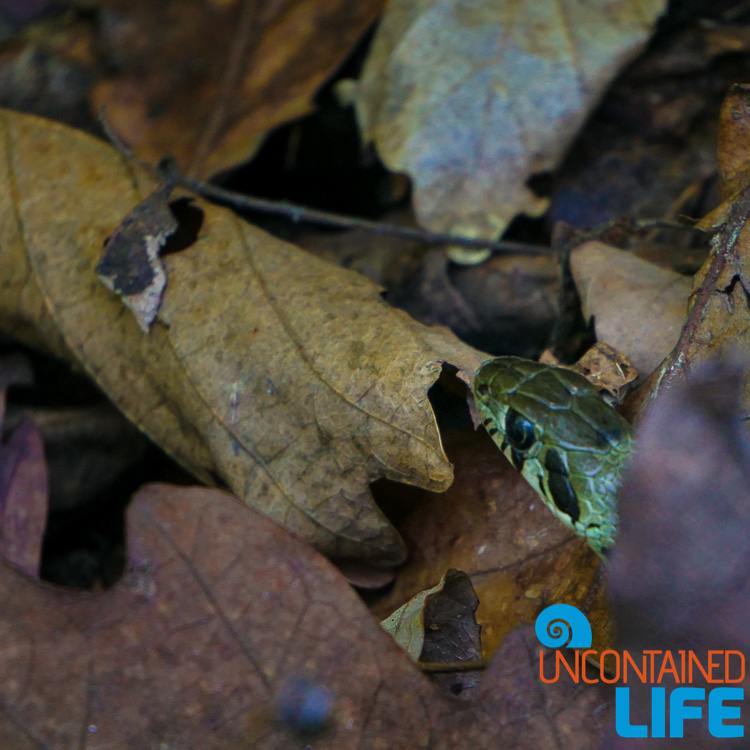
[608,358,750,749]
[0,355,46,578]
[372,428,614,663]
[717,83,750,200]
[93,0,386,177]
[571,241,691,377]
[381,575,444,662]
[0,109,486,565]
[96,162,178,332]
[355,0,667,239]
[381,568,480,670]
[418,569,482,699]
[0,483,612,748]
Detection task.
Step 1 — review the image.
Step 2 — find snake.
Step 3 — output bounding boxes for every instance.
[472,356,634,558]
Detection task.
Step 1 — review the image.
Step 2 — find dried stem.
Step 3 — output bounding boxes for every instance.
[100,114,550,256]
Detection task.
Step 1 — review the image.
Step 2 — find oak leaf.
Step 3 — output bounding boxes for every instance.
[0,483,613,749]
[0,109,485,565]
[571,241,691,376]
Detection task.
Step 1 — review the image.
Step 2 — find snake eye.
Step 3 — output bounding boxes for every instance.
[505,408,535,451]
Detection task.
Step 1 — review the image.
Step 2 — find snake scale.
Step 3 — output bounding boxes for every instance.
[472,356,634,557]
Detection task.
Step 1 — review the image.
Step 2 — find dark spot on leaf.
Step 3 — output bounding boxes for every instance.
[476,383,489,396]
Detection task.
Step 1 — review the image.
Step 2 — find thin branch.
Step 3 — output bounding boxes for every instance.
[418,659,486,673]
[100,114,549,256]
[659,182,750,392]
[178,175,550,255]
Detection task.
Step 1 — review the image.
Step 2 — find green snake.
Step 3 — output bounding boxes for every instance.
[472,356,634,558]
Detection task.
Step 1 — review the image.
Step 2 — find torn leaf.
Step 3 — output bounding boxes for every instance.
[96,165,178,332]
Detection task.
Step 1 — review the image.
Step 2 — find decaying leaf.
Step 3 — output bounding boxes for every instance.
[92,0,386,177]
[372,428,613,663]
[0,483,612,748]
[0,109,486,566]
[0,355,46,578]
[96,164,178,332]
[418,569,482,699]
[381,575,443,661]
[571,241,691,377]
[381,568,479,668]
[355,0,667,239]
[608,359,750,749]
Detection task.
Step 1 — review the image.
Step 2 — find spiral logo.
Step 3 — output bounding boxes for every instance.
[535,603,592,649]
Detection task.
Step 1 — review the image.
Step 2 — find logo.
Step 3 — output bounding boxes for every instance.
[534,604,745,739]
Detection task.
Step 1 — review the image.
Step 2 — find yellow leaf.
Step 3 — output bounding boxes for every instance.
[0,110,486,565]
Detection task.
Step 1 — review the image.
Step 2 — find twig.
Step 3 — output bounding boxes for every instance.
[178,176,551,255]
[418,659,486,673]
[99,113,549,256]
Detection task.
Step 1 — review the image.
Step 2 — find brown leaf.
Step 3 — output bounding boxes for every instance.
[717,83,750,200]
[0,109,486,565]
[0,483,611,748]
[355,0,667,239]
[372,428,614,663]
[571,241,691,377]
[420,569,482,699]
[92,0,386,177]
[0,419,46,578]
[608,358,750,748]
[0,355,45,578]
[96,165,178,332]
[381,569,480,670]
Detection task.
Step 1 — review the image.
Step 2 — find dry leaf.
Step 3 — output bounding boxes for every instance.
[717,83,750,200]
[418,569,482,699]
[0,483,612,748]
[0,355,46,578]
[381,575,444,661]
[96,164,178,331]
[355,0,667,239]
[571,241,691,377]
[92,0,386,177]
[0,109,486,565]
[381,568,480,670]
